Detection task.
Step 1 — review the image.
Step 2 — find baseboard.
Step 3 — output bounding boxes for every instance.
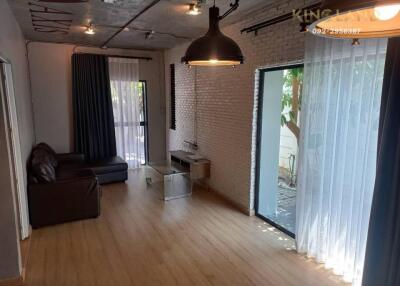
[206,187,255,216]
[0,276,23,286]
[248,208,256,216]
[20,234,32,282]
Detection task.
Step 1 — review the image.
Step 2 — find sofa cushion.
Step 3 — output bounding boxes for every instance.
[31,161,56,183]
[57,167,96,181]
[33,143,58,167]
[87,156,128,175]
[29,143,60,183]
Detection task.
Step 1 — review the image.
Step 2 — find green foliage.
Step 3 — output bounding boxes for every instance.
[281,68,303,127]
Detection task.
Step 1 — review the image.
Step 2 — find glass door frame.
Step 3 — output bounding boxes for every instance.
[139,80,149,165]
[254,63,304,239]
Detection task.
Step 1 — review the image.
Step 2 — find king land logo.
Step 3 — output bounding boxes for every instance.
[293,8,367,35]
[293,8,340,23]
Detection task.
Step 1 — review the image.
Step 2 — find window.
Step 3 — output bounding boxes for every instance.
[109,58,148,168]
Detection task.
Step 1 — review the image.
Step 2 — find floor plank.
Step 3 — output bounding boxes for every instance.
[24,168,346,286]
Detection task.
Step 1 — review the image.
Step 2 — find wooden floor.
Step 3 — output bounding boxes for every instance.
[24,168,345,286]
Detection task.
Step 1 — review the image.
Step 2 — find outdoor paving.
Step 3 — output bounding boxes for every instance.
[269,186,296,234]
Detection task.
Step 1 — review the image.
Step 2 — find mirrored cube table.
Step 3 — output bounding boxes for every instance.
[146,161,191,201]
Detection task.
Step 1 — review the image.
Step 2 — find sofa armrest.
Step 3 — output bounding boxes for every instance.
[56,153,85,164]
[28,176,100,228]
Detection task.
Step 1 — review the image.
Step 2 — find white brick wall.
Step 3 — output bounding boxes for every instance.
[164,0,311,214]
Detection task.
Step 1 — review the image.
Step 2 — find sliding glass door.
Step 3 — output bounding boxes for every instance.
[256,65,303,236]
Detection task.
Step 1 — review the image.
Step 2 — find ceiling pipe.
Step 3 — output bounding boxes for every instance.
[95,24,191,40]
[100,0,161,48]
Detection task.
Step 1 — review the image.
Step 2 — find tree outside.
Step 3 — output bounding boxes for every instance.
[281,68,303,145]
[279,67,303,188]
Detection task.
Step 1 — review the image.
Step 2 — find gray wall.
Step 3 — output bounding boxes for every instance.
[28,42,166,162]
[0,0,36,280]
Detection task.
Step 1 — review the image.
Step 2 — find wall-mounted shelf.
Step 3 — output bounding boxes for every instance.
[170,150,210,180]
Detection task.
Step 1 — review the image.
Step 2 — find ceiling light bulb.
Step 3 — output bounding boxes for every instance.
[187,4,201,15]
[85,25,95,35]
[374,4,400,20]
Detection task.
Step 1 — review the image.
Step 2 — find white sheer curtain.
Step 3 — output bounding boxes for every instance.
[109,57,142,169]
[296,36,387,285]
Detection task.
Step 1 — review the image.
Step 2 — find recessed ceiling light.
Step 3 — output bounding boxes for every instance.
[123,27,130,32]
[102,0,116,4]
[187,3,201,15]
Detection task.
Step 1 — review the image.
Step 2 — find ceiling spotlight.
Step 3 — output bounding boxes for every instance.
[123,27,130,32]
[187,3,201,15]
[145,30,155,40]
[85,24,95,35]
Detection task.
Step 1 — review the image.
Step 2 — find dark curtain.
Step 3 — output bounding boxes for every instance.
[362,38,400,286]
[72,54,116,161]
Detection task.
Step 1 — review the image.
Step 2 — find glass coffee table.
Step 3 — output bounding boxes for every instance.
[146,161,191,201]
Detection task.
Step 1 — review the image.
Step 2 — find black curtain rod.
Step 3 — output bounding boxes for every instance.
[241,2,321,35]
[74,52,152,61]
[100,0,161,48]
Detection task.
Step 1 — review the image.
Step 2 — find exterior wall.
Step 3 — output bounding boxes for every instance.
[28,42,166,162]
[0,0,35,280]
[165,0,310,213]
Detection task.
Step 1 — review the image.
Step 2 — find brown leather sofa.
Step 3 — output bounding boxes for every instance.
[28,143,128,228]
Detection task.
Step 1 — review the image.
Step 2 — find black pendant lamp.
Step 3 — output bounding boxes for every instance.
[182,1,244,66]
[309,0,400,39]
